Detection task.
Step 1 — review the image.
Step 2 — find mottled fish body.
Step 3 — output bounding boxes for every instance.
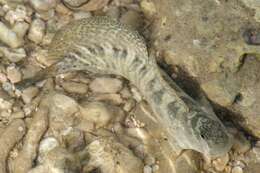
[17,17,233,157]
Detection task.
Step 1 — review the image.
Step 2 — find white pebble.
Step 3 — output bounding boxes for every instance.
[89,77,123,93]
[12,21,30,38]
[39,137,59,153]
[1,110,11,118]
[0,21,23,48]
[73,11,91,20]
[21,86,39,103]
[28,18,46,44]
[0,47,26,62]
[7,65,22,83]
[4,5,28,25]
[18,125,25,132]
[127,128,150,140]
[38,137,59,163]
[232,166,243,173]
[212,153,230,172]
[29,0,57,12]
[140,0,157,18]
[143,165,152,173]
[0,98,13,110]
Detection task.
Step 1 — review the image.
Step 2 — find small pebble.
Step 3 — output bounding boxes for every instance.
[1,110,11,118]
[4,5,28,25]
[21,86,39,103]
[61,81,88,94]
[9,148,19,159]
[123,99,136,112]
[133,144,145,159]
[140,0,157,18]
[252,146,260,160]
[0,47,26,63]
[52,93,79,117]
[29,0,57,12]
[127,128,149,140]
[28,18,46,44]
[2,81,14,92]
[11,110,25,119]
[143,165,152,173]
[0,21,23,48]
[21,64,41,79]
[144,155,156,165]
[120,86,132,98]
[7,65,22,83]
[80,101,114,128]
[62,128,86,152]
[0,73,7,83]
[73,11,92,20]
[89,77,123,93]
[152,164,159,172]
[232,166,243,173]
[212,153,230,172]
[0,98,13,110]
[12,21,30,38]
[38,137,59,163]
[39,137,59,153]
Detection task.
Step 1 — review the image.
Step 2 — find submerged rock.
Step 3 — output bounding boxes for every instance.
[29,0,57,12]
[80,101,124,128]
[174,150,202,173]
[83,137,143,173]
[28,18,46,44]
[89,77,123,94]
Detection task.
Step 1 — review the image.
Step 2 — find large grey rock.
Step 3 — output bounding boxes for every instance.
[148,0,260,137]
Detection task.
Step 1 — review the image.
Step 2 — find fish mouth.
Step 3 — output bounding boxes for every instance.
[207,133,234,158]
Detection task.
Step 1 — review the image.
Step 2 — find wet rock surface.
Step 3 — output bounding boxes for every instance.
[149,0,260,138]
[0,0,259,173]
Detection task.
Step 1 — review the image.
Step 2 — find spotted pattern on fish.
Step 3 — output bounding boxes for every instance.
[16,16,233,158]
